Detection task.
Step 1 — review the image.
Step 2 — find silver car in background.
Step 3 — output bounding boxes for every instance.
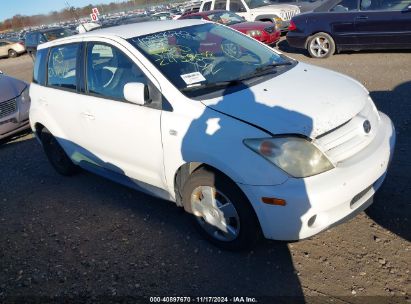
[0,71,30,140]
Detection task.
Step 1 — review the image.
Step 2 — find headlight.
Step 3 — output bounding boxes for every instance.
[246,30,262,37]
[18,86,30,103]
[244,137,334,178]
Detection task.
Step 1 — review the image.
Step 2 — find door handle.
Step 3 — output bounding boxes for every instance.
[80,112,95,120]
[355,15,369,20]
[38,98,48,106]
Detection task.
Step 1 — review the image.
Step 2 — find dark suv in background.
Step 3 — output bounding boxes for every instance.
[25,28,73,60]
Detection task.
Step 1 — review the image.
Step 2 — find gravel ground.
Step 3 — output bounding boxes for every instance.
[0,42,410,303]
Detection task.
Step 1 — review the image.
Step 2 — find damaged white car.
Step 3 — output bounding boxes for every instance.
[29,20,395,250]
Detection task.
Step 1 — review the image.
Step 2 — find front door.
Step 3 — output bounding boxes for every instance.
[77,40,167,191]
[355,0,411,48]
[327,0,361,49]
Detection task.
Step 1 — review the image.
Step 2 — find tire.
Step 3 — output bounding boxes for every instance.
[40,128,79,176]
[182,167,261,250]
[8,49,17,58]
[307,32,335,59]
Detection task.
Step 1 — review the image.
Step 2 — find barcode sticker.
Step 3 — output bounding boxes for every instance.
[180,72,206,85]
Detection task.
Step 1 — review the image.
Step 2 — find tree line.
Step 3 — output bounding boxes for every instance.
[0,0,166,32]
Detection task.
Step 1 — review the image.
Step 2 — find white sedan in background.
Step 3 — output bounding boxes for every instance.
[0,40,26,58]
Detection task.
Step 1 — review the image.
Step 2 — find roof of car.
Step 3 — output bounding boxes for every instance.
[38,20,207,49]
[182,9,227,16]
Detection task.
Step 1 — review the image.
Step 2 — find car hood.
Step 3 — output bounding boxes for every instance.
[230,21,270,31]
[251,4,300,13]
[0,74,27,102]
[200,63,369,138]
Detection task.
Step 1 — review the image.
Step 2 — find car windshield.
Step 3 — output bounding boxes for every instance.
[244,0,273,9]
[44,29,72,41]
[128,23,293,97]
[207,11,244,25]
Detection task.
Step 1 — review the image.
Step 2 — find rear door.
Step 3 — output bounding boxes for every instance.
[355,0,411,48]
[40,42,90,160]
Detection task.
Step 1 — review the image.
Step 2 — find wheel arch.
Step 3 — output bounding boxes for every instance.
[173,161,249,208]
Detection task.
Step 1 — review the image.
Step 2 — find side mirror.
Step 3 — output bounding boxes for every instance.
[0,70,3,74]
[124,82,149,105]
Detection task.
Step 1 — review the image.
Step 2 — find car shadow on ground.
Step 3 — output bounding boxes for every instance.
[366,81,411,242]
[0,134,306,299]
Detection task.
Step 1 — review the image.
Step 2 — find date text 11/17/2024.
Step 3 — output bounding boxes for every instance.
[149,296,258,303]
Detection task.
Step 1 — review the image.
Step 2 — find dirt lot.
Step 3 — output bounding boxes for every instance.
[0,42,410,303]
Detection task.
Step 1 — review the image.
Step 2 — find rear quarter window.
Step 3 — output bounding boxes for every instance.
[47,43,80,90]
[33,48,48,85]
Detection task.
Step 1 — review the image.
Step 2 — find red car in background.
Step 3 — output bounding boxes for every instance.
[179,10,280,46]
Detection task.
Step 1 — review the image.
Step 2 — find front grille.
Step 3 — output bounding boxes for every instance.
[264,26,276,34]
[314,98,380,164]
[0,98,17,119]
[281,9,299,21]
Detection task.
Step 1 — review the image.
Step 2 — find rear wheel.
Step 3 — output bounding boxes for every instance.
[307,32,335,59]
[40,128,79,176]
[8,49,17,58]
[182,167,260,250]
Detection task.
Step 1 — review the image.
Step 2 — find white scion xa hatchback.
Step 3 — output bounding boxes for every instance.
[30,20,395,250]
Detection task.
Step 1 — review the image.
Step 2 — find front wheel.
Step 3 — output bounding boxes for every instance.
[8,49,17,58]
[307,32,335,59]
[182,167,261,250]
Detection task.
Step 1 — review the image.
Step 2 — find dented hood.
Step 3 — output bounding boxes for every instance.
[201,63,369,138]
[0,74,27,102]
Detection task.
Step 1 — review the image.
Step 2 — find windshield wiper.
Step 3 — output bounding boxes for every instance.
[181,79,241,92]
[181,62,293,93]
[238,61,293,81]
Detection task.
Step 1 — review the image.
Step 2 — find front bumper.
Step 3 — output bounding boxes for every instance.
[0,97,31,140]
[238,112,395,241]
[0,118,30,139]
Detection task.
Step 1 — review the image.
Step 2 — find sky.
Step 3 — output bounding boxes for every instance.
[0,0,118,22]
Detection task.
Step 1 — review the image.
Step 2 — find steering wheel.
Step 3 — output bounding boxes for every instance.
[221,39,242,59]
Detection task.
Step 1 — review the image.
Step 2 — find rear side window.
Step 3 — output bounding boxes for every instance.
[214,0,228,9]
[330,0,358,11]
[203,1,212,10]
[33,48,48,85]
[47,44,79,90]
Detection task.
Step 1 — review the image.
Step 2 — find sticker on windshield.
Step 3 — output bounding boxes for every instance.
[180,72,206,85]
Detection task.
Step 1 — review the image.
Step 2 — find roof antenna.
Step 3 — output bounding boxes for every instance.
[64,0,88,33]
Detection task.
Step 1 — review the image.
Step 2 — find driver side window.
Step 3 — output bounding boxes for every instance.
[330,0,358,11]
[230,0,247,12]
[86,43,147,101]
[214,0,228,9]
